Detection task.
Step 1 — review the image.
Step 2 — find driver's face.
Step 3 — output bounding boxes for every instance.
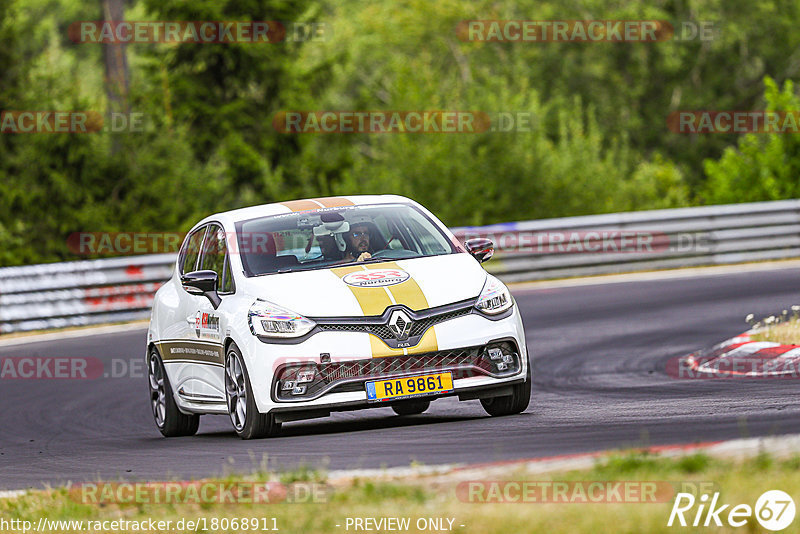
[348,225,370,253]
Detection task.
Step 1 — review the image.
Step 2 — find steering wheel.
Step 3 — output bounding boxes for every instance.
[369,249,418,259]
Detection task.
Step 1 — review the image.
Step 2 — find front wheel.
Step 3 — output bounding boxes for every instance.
[225,343,281,439]
[480,364,531,417]
[148,348,199,437]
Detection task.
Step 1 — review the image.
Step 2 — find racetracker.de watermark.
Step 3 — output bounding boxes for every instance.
[453,229,712,255]
[458,480,717,503]
[273,111,539,133]
[668,111,800,134]
[0,111,146,134]
[69,21,328,43]
[0,357,144,380]
[274,111,490,134]
[67,232,186,255]
[67,231,287,255]
[74,481,329,504]
[666,355,800,379]
[456,20,718,42]
[66,229,714,256]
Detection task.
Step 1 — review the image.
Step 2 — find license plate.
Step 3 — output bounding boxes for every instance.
[366,372,453,402]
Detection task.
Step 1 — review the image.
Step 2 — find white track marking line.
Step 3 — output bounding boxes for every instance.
[509,259,800,292]
[0,321,148,347]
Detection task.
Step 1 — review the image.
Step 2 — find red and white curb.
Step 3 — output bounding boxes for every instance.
[681,331,800,378]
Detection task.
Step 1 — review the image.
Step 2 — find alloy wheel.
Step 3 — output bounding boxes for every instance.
[225,350,248,431]
[148,353,166,428]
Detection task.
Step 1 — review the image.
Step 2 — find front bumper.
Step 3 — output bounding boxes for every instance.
[269,378,526,423]
[240,308,528,415]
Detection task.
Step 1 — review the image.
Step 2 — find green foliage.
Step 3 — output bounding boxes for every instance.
[139,0,313,200]
[593,451,715,476]
[280,0,691,225]
[703,77,800,203]
[1,0,800,265]
[0,0,234,265]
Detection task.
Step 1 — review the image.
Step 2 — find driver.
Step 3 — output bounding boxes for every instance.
[342,224,373,263]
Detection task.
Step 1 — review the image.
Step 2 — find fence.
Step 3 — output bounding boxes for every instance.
[0,255,174,333]
[452,199,800,282]
[2,200,799,333]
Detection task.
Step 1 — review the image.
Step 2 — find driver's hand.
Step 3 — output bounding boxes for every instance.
[357,252,372,262]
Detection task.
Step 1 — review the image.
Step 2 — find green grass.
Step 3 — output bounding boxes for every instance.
[750,315,800,344]
[2,452,799,533]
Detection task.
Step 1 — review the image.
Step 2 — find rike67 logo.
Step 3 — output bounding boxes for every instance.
[668,490,795,531]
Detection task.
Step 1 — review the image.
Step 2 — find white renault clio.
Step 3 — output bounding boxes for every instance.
[147,195,530,439]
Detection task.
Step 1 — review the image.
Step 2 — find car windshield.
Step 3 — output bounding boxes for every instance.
[235,203,458,276]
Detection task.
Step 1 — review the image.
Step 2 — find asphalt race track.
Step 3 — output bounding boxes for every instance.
[2,265,800,490]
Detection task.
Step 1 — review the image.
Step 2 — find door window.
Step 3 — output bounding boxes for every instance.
[179,226,207,275]
[199,224,233,294]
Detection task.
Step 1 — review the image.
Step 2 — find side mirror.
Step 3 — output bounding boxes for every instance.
[465,238,494,263]
[181,270,221,309]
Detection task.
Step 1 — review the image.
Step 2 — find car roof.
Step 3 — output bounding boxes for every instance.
[192,194,417,230]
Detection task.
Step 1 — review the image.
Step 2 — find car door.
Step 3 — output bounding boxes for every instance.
[190,223,234,403]
[159,225,208,400]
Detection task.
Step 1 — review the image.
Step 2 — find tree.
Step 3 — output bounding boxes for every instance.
[703,77,800,203]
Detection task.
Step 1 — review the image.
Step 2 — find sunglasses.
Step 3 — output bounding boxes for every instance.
[350,231,369,238]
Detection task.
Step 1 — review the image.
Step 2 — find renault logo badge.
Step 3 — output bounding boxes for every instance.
[388,310,413,341]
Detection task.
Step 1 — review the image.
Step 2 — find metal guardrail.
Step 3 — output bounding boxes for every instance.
[453,199,800,282]
[1,200,799,333]
[0,254,175,333]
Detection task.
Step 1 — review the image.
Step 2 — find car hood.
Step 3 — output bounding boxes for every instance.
[242,253,488,317]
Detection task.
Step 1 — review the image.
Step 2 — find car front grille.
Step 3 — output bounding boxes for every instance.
[408,308,473,337]
[317,323,395,338]
[315,306,473,341]
[319,348,487,383]
[273,342,521,402]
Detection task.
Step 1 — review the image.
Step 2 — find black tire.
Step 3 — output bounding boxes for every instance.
[480,363,531,417]
[225,343,281,440]
[148,348,200,437]
[391,399,430,416]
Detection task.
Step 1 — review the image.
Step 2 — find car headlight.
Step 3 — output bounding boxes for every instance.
[475,275,513,315]
[248,299,316,338]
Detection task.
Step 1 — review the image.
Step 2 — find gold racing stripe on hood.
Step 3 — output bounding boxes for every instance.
[369,328,438,358]
[280,199,324,212]
[332,261,438,357]
[377,261,429,312]
[315,196,355,208]
[331,264,394,316]
[369,334,405,358]
[280,197,355,212]
[407,328,438,355]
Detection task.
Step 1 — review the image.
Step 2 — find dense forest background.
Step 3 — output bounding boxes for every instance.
[2,0,800,265]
